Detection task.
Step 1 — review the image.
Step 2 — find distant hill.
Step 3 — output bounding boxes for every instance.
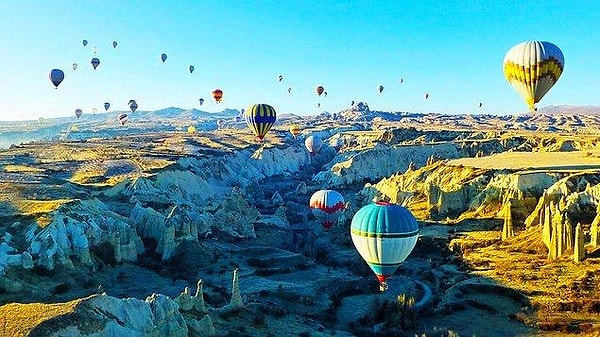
[537,105,600,115]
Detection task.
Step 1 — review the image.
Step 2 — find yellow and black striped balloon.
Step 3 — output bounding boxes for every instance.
[245,104,277,141]
[503,41,564,112]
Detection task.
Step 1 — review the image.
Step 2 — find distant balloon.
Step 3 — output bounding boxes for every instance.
[324,91,328,97]
[117,113,128,125]
[91,57,100,70]
[245,103,277,141]
[479,102,483,108]
[112,41,118,48]
[424,93,429,100]
[400,78,404,84]
[199,98,205,106]
[287,87,292,94]
[92,108,97,115]
[187,125,196,133]
[49,69,65,89]
[378,85,384,94]
[351,100,355,106]
[128,100,138,112]
[211,89,223,103]
[304,135,323,156]
[161,53,167,62]
[309,190,345,230]
[72,63,78,71]
[289,124,302,137]
[189,65,195,73]
[82,39,88,47]
[216,119,225,128]
[75,109,83,118]
[104,102,110,111]
[278,74,284,82]
[315,86,325,96]
[503,40,564,112]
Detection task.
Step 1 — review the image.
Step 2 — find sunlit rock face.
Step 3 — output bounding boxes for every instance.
[315,143,461,187]
[361,161,564,222]
[24,199,143,272]
[40,294,188,337]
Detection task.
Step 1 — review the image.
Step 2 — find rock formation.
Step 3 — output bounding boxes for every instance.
[574,223,585,262]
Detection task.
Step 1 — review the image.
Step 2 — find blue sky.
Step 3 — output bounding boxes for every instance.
[0,0,598,121]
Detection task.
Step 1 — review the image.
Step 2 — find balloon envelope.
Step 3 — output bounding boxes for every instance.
[49,69,65,88]
[75,109,83,118]
[289,124,302,137]
[128,100,138,112]
[72,63,78,71]
[309,190,345,230]
[104,102,110,111]
[351,201,419,291]
[211,89,223,103]
[112,41,118,48]
[315,86,325,96]
[117,113,128,125]
[199,98,205,106]
[189,65,194,73]
[245,104,276,141]
[378,85,384,94]
[503,40,564,112]
[305,135,323,156]
[82,40,88,47]
[91,57,100,70]
[161,53,167,62]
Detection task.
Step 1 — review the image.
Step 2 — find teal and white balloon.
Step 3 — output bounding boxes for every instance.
[350,201,419,291]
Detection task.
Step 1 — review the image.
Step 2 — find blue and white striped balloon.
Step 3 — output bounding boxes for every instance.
[350,201,419,291]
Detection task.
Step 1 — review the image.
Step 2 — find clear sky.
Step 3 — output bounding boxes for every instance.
[0,0,598,121]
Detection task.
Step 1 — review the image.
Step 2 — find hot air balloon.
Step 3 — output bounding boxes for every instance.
[378,85,384,94]
[245,103,276,141]
[400,78,404,84]
[72,63,78,71]
[351,201,419,291]
[317,103,321,108]
[82,40,88,47]
[288,87,292,94]
[278,74,284,82]
[128,100,138,112]
[75,109,83,118]
[112,41,118,48]
[324,91,328,97]
[211,89,223,103]
[289,124,302,138]
[309,190,345,230]
[424,93,429,100]
[351,100,355,106]
[189,65,195,73]
[216,119,225,128]
[503,41,564,112]
[199,98,205,106]
[161,53,167,62]
[91,57,100,70]
[188,125,197,133]
[104,102,110,111]
[92,108,97,115]
[117,113,128,125]
[479,102,483,108]
[49,69,65,88]
[305,135,323,156]
[315,86,325,96]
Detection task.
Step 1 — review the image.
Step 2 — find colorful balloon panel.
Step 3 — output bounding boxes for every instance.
[245,103,276,140]
[503,41,564,112]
